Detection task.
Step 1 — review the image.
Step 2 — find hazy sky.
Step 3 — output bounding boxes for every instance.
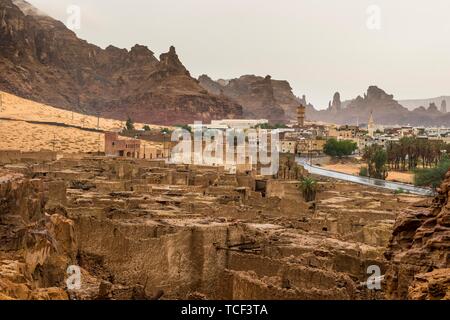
[27,0,450,109]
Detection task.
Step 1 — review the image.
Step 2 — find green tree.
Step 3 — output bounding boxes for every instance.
[363,145,388,179]
[298,176,318,202]
[255,123,288,129]
[323,139,357,158]
[143,125,151,131]
[125,117,135,131]
[414,155,450,188]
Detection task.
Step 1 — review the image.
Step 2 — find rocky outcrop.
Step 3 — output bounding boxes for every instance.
[0,170,76,299]
[0,0,242,124]
[199,74,308,123]
[441,100,447,114]
[384,171,450,300]
[328,92,342,113]
[307,86,450,126]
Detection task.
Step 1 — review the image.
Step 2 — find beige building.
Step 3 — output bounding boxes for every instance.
[297,138,326,155]
[281,140,297,154]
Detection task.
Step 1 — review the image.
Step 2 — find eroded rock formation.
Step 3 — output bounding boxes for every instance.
[0,171,74,299]
[199,74,310,123]
[385,171,450,300]
[328,92,341,113]
[307,86,450,126]
[0,0,242,124]
[441,100,447,114]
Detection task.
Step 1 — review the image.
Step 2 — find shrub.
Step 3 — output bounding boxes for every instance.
[414,155,450,188]
[359,167,368,177]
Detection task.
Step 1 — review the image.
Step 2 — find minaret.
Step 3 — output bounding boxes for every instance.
[368,111,375,138]
[297,104,306,128]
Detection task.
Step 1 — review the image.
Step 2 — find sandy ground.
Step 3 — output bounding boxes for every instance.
[0,91,163,154]
[323,163,414,184]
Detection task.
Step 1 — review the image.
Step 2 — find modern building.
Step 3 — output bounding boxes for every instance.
[210,119,268,130]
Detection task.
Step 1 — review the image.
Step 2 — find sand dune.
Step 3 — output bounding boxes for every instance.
[0,91,163,153]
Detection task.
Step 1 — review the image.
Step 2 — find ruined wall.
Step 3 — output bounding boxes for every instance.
[0,150,57,164]
[74,216,246,299]
[0,170,76,299]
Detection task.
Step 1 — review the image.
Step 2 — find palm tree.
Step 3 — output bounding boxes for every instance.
[299,176,318,202]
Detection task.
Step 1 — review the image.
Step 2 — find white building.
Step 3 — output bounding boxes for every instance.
[210,119,269,130]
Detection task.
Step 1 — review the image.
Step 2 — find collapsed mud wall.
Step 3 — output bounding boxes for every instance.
[0,170,76,299]
[74,215,247,299]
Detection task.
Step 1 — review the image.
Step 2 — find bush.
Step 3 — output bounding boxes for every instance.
[125,117,135,131]
[324,139,357,158]
[414,155,450,188]
[255,123,288,129]
[359,167,368,177]
[394,188,408,195]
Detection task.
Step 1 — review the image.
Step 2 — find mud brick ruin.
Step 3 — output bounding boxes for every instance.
[0,151,448,300]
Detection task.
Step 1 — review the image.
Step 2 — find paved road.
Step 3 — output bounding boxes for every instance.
[296,158,435,196]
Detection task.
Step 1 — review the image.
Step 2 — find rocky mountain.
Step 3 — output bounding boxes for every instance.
[399,96,450,112]
[307,86,450,126]
[199,74,312,123]
[327,92,342,113]
[0,0,242,125]
[384,171,450,299]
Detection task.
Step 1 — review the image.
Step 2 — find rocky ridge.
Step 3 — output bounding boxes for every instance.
[307,86,450,126]
[199,74,313,123]
[0,0,242,125]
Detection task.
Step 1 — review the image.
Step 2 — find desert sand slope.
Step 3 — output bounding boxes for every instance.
[0,91,162,153]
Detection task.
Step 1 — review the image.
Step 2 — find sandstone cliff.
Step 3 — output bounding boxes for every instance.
[384,171,450,300]
[199,74,310,123]
[0,0,242,125]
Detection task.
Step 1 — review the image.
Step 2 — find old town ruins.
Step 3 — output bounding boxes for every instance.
[0,144,448,300]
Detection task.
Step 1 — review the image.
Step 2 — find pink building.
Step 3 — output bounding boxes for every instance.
[105,132,141,158]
